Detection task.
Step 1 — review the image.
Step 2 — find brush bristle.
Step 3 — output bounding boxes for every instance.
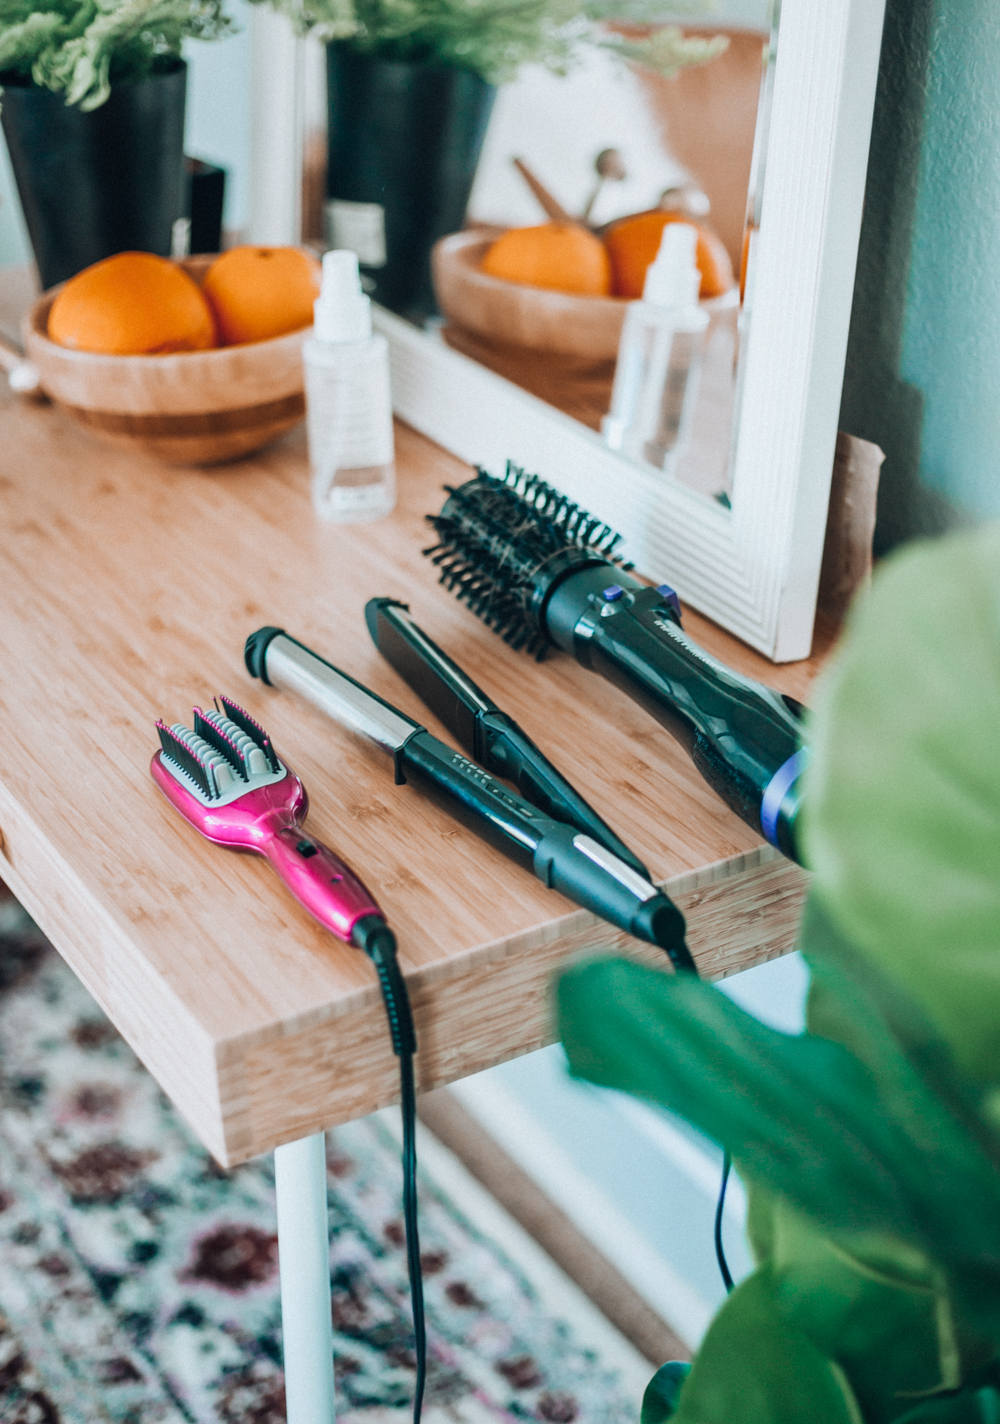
[193,709,249,780]
[424,462,630,659]
[157,699,283,801]
[217,696,281,773]
[157,720,217,799]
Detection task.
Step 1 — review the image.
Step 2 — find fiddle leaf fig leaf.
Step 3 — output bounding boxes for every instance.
[641,1362,691,1424]
[557,956,1000,1332]
[800,895,999,1172]
[894,1389,1000,1423]
[669,1266,862,1424]
[802,522,1000,1083]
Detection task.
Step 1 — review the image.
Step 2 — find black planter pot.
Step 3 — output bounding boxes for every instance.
[0,61,187,290]
[326,47,496,320]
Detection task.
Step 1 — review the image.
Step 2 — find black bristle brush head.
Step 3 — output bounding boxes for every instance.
[424,462,630,659]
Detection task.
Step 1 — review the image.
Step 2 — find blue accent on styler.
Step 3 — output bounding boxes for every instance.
[761,748,808,849]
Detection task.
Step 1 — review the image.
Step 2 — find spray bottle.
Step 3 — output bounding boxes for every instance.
[304,250,396,523]
[602,223,708,474]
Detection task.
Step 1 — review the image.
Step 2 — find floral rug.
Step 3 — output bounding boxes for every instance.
[0,896,636,1424]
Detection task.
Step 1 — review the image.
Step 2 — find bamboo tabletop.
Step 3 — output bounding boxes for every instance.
[0,359,829,1166]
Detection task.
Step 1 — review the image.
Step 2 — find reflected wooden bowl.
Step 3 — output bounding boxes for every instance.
[432,228,737,432]
[433,228,628,360]
[23,256,309,466]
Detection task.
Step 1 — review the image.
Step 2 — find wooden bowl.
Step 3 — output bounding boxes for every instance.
[432,229,629,361]
[431,228,737,433]
[23,256,309,466]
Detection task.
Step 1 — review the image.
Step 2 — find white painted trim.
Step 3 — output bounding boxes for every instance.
[375,1109,655,1396]
[608,1094,748,1224]
[448,1075,714,1348]
[249,7,303,246]
[251,0,886,661]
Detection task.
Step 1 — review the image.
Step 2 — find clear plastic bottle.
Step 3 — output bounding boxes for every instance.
[304,250,396,523]
[602,223,709,475]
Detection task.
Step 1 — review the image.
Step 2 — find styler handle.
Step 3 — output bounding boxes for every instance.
[399,732,689,960]
[545,570,806,862]
[474,711,651,880]
[263,823,383,941]
[534,824,691,968]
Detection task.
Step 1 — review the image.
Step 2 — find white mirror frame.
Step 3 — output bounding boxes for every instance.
[252,0,886,662]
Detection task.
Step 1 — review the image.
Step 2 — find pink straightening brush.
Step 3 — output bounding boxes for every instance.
[150,694,382,939]
[150,694,427,1423]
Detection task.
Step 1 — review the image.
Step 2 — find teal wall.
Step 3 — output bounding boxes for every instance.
[898,1,1000,527]
[840,0,1000,548]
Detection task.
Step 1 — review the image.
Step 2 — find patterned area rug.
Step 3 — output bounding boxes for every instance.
[0,897,636,1424]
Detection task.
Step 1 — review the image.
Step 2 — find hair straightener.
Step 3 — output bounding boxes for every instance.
[364,596,649,877]
[244,627,694,972]
[151,697,426,1423]
[362,600,746,1288]
[424,463,807,864]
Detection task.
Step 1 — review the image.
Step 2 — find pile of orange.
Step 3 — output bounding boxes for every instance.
[482,223,612,297]
[480,211,734,302]
[48,247,322,356]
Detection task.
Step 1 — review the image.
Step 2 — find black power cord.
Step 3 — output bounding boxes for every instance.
[668,933,733,1293]
[352,915,425,1424]
[353,904,732,1406]
[714,1152,734,1292]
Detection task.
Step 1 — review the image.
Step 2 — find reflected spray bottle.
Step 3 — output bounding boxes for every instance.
[304,249,396,523]
[602,223,708,475]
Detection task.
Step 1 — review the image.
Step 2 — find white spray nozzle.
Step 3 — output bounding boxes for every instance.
[314,249,372,343]
[643,222,702,309]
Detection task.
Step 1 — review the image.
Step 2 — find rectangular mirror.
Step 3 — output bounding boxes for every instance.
[434,1,775,508]
[253,0,886,662]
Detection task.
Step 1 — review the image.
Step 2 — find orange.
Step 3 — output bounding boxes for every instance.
[202,246,321,345]
[481,223,612,297]
[604,212,734,301]
[48,252,217,355]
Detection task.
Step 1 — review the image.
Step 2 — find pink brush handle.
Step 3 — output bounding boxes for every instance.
[263,822,382,942]
[151,751,382,942]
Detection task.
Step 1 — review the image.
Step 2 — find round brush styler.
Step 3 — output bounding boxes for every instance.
[425,463,806,863]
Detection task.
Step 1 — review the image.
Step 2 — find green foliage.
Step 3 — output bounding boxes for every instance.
[0,0,233,110]
[248,0,726,85]
[642,1362,691,1424]
[801,523,1000,1083]
[557,523,1000,1421]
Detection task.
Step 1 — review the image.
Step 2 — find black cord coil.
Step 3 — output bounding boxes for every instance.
[352,915,425,1424]
[673,950,732,1291]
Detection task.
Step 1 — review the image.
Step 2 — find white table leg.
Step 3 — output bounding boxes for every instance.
[275,1131,336,1424]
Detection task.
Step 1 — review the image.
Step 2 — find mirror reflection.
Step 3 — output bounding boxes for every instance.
[334,1,776,506]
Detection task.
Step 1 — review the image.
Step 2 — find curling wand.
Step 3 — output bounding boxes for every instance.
[425,463,807,864]
[245,626,694,971]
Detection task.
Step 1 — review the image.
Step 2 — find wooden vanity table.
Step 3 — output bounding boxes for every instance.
[0,370,828,1420]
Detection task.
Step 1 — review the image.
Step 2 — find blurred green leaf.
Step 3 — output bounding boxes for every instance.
[248,0,723,83]
[557,954,1000,1333]
[641,1362,690,1424]
[895,1389,1000,1423]
[802,523,1000,1083]
[800,897,1000,1184]
[0,0,233,107]
[670,1265,862,1424]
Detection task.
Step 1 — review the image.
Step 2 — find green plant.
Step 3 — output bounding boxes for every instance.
[558,522,1000,1423]
[0,0,233,110]
[250,0,726,85]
